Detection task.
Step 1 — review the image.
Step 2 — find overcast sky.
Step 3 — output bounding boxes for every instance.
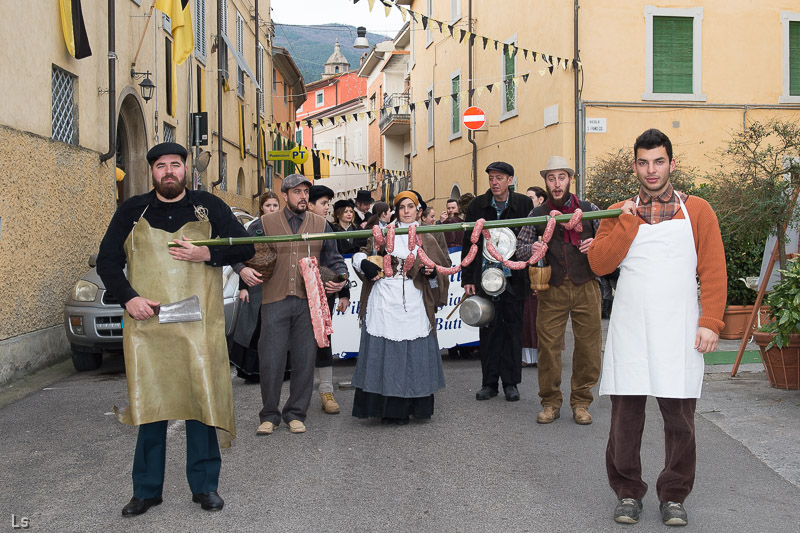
[271,0,406,37]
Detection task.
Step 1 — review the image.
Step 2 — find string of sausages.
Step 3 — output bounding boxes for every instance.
[299,256,333,348]
[371,209,583,276]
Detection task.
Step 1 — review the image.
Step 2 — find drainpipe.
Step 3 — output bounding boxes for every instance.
[467,0,478,196]
[99,0,116,163]
[573,0,583,198]
[211,0,224,188]
[254,0,262,197]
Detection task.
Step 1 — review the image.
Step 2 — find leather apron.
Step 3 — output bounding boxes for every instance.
[599,196,704,399]
[115,214,236,442]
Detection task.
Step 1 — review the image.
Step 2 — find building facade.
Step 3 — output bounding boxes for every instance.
[0,0,277,383]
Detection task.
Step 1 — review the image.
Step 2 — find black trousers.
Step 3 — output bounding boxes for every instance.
[478,290,524,388]
[132,420,220,499]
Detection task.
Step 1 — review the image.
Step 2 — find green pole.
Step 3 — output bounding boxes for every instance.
[169,209,623,248]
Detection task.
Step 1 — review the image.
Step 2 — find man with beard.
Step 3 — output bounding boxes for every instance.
[256,175,348,435]
[588,130,725,526]
[97,142,254,516]
[515,155,602,426]
[462,162,533,402]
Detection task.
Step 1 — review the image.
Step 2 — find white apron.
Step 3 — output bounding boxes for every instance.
[599,196,704,399]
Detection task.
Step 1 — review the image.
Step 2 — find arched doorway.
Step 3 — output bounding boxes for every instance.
[449,183,462,200]
[116,90,148,203]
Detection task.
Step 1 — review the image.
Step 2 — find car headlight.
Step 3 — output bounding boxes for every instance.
[72,280,99,302]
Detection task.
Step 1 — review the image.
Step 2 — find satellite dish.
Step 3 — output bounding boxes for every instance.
[194,150,212,172]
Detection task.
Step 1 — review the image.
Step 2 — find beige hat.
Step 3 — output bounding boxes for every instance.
[539,155,575,179]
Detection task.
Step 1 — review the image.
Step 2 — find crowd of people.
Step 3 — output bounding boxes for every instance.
[97,128,726,527]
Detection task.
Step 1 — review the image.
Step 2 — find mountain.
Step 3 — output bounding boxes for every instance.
[272,24,390,84]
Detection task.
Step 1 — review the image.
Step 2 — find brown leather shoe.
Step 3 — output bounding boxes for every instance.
[536,406,560,424]
[288,420,306,433]
[256,421,277,435]
[573,406,593,425]
[320,392,340,414]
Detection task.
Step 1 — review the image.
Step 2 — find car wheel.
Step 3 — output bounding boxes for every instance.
[70,344,102,371]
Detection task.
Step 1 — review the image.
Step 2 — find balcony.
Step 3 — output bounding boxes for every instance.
[379,93,411,136]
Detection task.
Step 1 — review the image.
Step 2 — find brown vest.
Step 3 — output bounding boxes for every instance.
[261,210,326,304]
[531,200,597,287]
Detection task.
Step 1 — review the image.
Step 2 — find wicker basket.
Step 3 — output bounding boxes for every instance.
[529,265,551,291]
[244,243,276,280]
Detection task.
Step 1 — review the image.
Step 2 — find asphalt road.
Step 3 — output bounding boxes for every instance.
[1,324,799,532]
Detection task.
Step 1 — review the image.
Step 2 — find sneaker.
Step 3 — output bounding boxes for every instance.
[660,501,688,526]
[320,392,340,414]
[614,498,643,524]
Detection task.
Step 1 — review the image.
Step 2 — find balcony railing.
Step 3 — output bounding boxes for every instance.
[379,93,411,133]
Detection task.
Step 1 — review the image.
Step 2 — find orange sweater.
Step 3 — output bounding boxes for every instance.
[588,196,727,334]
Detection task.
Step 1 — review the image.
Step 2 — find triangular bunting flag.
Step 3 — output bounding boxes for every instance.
[538,69,547,77]
[317,119,324,126]
[476,86,485,97]
[482,36,488,49]
[329,117,335,125]
[424,99,430,110]
[459,29,466,43]
[448,25,454,38]
[366,111,373,120]
[486,83,493,94]
[469,33,476,46]
[522,73,529,83]
[437,21,443,33]
[409,103,415,112]
[398,6,407,22]
[494,40,499,50]
[523,49,528,60]
[513,77,520,88]
[383,0,391,17]
[532,51,537,62]
[305,120,311,128]
[409,10,417,23]
[562,59,568,70]
[421,16,428,30]
[367,0,375,11]
[548,65,554,75]
[512,46,518,57]
[394,106,400,114]
[352,113,358,121]
[433,96,442,105]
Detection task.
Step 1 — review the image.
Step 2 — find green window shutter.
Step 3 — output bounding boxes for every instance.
[504,47,515,111]
[653,16,693,94]
[286,140,295,175]
[451,76,460,134]
[791,21,800,96]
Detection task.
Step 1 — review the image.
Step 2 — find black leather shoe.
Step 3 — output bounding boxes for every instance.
[503,384,520,402]
[192,491,224,511]
[121,496,162,517]
[475,386,499,400]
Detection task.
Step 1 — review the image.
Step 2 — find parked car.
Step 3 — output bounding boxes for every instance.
[64,209,256,371]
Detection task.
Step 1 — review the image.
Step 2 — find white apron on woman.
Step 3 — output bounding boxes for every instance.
[599,197,704,399]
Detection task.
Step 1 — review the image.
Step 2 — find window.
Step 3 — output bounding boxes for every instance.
[426,86,434,149]
[163,122,176,143]
[220,0,229,81]
[272,68,277,93]
[51,66,78,145]
[643,6,705,101]
[425,0,433,47]
[236,167,244,195]
[236,12,244,98]
[450,0,461,23]
[335,136,345,162]
[353,130,362,162]
[411,106,417,156]
[165,38,174,116]
[220,152,227,190]
[283,82,288,105]
[315,90,324,107]
[194,0,206,64]
[501,34,518,121]
[450,71,461,140]
[257,44,265,117]
[781,11,800,103]
[295,128,303,145]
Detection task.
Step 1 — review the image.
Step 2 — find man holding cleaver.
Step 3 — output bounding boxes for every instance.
[97,142,253,517]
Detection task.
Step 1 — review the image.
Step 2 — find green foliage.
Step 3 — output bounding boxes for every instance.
[761,257,800,348]
[723,231,765,306]
[585,148,698,209]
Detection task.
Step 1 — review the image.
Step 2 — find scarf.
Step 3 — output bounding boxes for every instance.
[546,194,582,248]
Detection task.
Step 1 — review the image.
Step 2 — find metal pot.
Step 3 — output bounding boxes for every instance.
[460,295,496,327]
[481,267,507,296]
[483,227,517,262]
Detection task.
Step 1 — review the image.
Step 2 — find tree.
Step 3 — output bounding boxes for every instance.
[585,148,697,209]
[706,119,800,274]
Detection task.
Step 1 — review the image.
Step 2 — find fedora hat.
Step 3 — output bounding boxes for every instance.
[539,156,575,179]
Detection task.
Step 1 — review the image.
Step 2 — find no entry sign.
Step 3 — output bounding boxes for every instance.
[462,106,486,130]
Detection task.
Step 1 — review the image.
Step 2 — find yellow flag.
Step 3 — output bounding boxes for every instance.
[155,0,194,65]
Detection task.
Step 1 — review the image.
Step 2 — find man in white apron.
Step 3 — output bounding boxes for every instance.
[97,143,254,517]
[588,129,727,527]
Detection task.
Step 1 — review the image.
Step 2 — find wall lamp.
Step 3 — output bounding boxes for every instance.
[130,69,156,103]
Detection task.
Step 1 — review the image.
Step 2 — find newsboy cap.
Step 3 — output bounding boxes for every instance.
[280,173,312,192]
[485,161,515,176]
[539,156,575,179]
[309,184,335,203]
[146,142,188,165]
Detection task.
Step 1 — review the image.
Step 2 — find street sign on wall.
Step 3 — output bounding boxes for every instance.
[268,146,309,165]
[463,106,486,130]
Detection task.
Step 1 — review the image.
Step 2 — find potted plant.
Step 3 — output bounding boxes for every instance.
[717,229,769,339]
[752,257,800,390]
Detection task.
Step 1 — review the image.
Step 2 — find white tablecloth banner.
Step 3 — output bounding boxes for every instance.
[331,248,479,359]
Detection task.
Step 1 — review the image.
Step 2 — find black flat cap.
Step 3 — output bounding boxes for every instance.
[309,184,335,203]
[485,161,515,176]
[333,199,356,211]
[146,142,188,165]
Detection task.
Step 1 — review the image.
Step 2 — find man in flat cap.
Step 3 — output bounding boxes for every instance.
[307,184,349,415]
[462,161,533,402]
[516,155,602,426]
[256,175,348,436]
[97,142,254,516]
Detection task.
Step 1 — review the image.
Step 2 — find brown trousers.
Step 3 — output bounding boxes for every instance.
[535,278,602,408]
[606,395,697,503]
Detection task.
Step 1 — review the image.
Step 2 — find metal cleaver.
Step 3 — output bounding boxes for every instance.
[155,295,203,324]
